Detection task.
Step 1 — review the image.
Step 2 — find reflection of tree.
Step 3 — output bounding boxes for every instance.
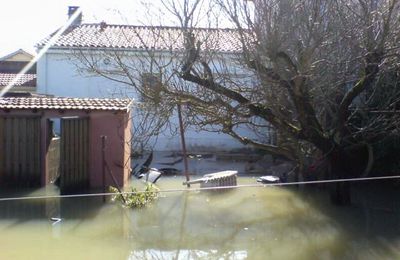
[122,188,315,258]
[175,191,188,259]
[123,190,254,259]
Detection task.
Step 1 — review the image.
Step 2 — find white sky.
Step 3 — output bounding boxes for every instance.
[0,0,236,58]
[0,0,177,57]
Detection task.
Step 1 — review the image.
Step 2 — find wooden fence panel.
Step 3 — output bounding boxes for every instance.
[33,118,41,185]
[0,117,41,187]
[60,117,89,194]
[0,118,3,182]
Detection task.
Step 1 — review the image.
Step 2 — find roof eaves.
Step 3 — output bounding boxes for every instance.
[0,49,34,61]
[0,97,133,112]
[43,45,242,55]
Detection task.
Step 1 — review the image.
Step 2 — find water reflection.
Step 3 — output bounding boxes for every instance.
[129,249,248,259]
[121,185,337,259]
[0,185,103,222]
[0,178,398,259]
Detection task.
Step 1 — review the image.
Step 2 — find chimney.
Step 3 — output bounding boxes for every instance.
[68,6,82,26]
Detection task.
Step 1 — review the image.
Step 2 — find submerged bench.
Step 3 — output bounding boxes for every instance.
[183,170,238,188]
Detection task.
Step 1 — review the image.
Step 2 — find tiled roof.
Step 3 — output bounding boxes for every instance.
[38,24,243,52]
[0,49,34,61]
[0,97,132,111]
[0,73,36,87]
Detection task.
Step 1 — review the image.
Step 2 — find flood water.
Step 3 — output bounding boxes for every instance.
[0,177,399,260]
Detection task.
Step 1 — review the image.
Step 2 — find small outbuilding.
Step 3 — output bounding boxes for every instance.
[0,49,37,93]
[0,97,132,194]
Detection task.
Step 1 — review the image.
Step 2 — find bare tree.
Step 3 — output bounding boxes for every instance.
[172,0,400,203]
[67,0,400,202]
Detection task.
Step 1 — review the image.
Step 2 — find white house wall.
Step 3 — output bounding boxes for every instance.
[37,52,134,98]
[37,49,264,152]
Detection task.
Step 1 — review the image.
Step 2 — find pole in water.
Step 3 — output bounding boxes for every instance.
[177,103,190,188]
[105,163,127,204]
[101,135,107,202]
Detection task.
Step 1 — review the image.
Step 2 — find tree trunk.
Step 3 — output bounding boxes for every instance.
[330,181,351,206]
[329,150,351,206]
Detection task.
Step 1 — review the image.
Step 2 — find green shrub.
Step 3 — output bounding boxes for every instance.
[109,183,160,208]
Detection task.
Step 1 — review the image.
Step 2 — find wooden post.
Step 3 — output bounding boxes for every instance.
[101,135,107,202]
[101,135,127,204]
[177,103,190,188]
[105,163,127,204]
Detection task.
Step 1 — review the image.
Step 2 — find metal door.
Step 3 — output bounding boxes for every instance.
[0,117,41,187]
[60,117,89,194]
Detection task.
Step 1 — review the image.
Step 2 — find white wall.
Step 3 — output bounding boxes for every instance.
[37,49,264,152]
[37,52,135,98]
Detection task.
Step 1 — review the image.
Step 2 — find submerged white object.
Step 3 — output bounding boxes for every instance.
[257,175,280,183]
[144,168,162,184]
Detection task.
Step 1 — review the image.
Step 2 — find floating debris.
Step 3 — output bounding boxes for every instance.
[131,151,153,178]
[159,168,181,176]
[183,170,237,189]
[143,168,162,184]
[50,217,62,225]
[257,175,281,184]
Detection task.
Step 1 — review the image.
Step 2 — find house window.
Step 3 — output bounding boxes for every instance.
[140,72,163,102]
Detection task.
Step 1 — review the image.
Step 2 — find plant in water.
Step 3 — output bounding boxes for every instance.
[109,183,160,208]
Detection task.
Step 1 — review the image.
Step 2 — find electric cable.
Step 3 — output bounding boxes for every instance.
[0,174,398,202]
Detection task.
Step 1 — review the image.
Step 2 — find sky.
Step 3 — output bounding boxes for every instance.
[0,0,170,57]
[0,0,239,58]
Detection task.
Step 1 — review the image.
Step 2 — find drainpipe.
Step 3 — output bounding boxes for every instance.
[101,136,106,202]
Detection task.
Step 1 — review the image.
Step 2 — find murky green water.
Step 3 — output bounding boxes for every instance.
[0,177,399,260]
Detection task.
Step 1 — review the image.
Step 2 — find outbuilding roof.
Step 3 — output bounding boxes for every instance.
[0,97,132,111]
[37,24,243,53]
[0,49,34,62]
[0,73,36,87]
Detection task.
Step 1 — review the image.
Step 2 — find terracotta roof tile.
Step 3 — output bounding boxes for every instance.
[38,24,244,52]
[0,73,36,87]
[0,97,132,111]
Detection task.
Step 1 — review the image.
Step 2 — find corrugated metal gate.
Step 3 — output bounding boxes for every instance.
[60,117,89,194]
[0,117,41,187]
